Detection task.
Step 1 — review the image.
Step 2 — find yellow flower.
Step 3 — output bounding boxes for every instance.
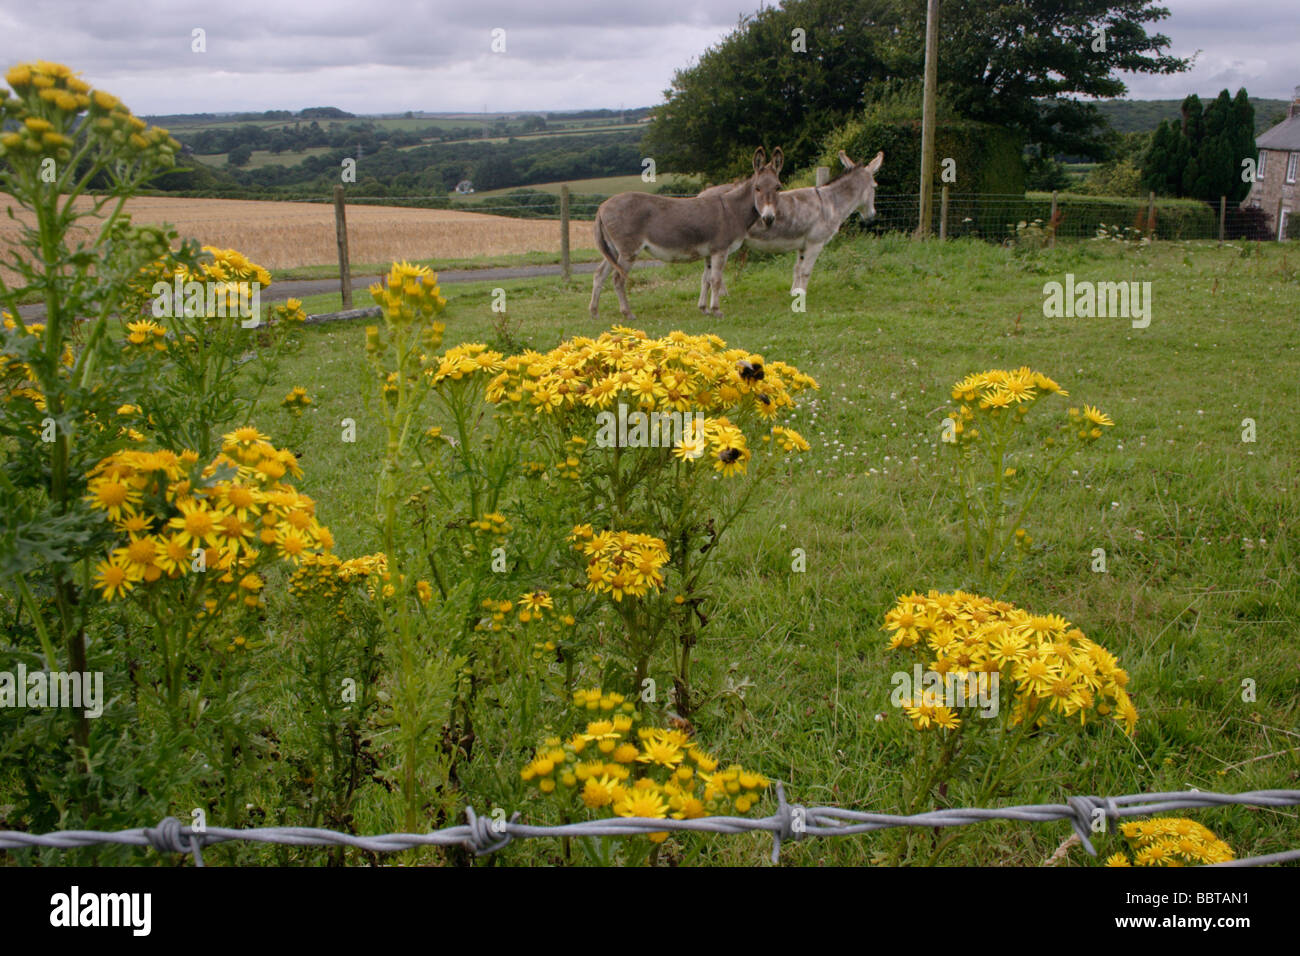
[93,557,136,600]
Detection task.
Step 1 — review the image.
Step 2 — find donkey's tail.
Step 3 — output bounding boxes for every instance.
[594,212,628,281]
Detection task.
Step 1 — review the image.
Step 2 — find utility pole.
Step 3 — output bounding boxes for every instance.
[917,0,940,237]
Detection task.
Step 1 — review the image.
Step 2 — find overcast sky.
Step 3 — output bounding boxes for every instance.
[0,0,1296,116]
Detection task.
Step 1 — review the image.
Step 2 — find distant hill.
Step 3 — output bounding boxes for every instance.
[1095,98,1290,136]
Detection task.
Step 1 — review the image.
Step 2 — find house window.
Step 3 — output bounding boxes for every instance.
[1257,151,1267,183]
[1288,152,1299,185]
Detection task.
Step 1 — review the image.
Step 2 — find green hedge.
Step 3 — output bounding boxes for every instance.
[820,116,1026,196]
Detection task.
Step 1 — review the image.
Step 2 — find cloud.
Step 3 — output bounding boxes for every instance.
[0,0,1294,114]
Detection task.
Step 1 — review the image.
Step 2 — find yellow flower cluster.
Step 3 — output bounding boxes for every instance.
[126,246,284,328]
[570,526,669,601]
[124,319,168,352]
[369,261,446,327]
[428,343,504,385]
[521,690,770,842]
[883,590,1137,734]
[518,590,553,622]
[1,313,74,409]
[86,427,333,606]
[946,367,1112,445]
[1104,818,1234,866]
[288,552,388,611]
[671,416,755,476]
[2,61,178,166]
[769,425,812,453]
[282,386,312,412]
[484,326,817,423]
[469,512,511,536]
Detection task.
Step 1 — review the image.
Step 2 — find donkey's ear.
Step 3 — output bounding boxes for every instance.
[839,150,855,169]
[866,150,884,175]
[770,147,783,174]
[752,147,766,173]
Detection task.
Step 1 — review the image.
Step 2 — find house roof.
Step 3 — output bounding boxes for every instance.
[1257,114,1300,151]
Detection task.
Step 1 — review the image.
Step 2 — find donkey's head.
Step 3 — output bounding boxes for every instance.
[838,149,884,221]
[751,146,784,228]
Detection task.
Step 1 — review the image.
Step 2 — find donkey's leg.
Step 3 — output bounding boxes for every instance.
[795,242,826,295]
[707,251,728,316]
[698,262,712,313]
[590,260,612,318]
[612,254,637,321]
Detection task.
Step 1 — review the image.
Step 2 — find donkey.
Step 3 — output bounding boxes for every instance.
[590,147,783,321]
[699,149,883,297]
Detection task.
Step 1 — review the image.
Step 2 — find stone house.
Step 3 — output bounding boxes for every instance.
[1244,85,1300,240]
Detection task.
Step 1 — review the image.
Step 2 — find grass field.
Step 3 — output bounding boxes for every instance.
[244,236,1299,865]
[190,146,335,169]
[0,195,594,282]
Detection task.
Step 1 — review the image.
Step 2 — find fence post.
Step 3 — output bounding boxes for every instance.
[1219,196,1226,245]
[560,184,571,280]
[815,166,829,187]
[939,184,948,240]
[1146,190,1156,240]
[333,185,352,310]
[1050,190,1058,247]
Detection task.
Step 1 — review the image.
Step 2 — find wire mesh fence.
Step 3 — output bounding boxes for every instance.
[295,187,1283,249]
[3,785,1297,867]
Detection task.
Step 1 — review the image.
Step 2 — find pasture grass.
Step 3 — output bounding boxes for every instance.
[252,235,1299,865]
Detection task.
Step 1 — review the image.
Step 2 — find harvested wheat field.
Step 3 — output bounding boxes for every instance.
[0,195,596,280]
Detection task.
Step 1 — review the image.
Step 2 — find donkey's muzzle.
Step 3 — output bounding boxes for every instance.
[761,213,775,228]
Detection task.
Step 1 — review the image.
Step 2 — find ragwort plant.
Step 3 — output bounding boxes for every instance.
[0,61,192,836]
[517,688,771,866]
[483,326,818,713]
[944,367,1114,595]
[882,589,1138,864]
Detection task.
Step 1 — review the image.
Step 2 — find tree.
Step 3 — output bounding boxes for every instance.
[894,0,1188,160]
[644,0,900,179]
[1141,89,1254,202]
[227,143,253,167]
[644,0,1188,178]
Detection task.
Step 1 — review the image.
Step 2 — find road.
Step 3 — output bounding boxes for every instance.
[12,258,661,321]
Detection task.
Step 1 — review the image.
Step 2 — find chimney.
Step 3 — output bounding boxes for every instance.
[1292,85,1300,119]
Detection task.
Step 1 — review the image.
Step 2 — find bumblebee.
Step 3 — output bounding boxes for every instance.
[737,360,765,382]
[717,447,742,464]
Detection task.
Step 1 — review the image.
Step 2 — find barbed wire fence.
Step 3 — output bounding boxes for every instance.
[3,786,1298,867]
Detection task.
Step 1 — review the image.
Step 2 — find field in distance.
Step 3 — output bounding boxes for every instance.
[461,174,692,199]
[0,195,595,279]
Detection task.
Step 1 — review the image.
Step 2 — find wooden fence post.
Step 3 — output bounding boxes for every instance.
[1146,190,1157,240]
[815,166,829,187]
[333,185,352,310]
[1219,196,1226,245]
[939,184,948,239]
[1050,190,1058,247]
[560,185,571,280]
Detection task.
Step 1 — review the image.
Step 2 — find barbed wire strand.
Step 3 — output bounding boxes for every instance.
[2,786,1296,867]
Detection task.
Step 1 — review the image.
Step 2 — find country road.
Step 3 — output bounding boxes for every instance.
[13,258,663,322]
